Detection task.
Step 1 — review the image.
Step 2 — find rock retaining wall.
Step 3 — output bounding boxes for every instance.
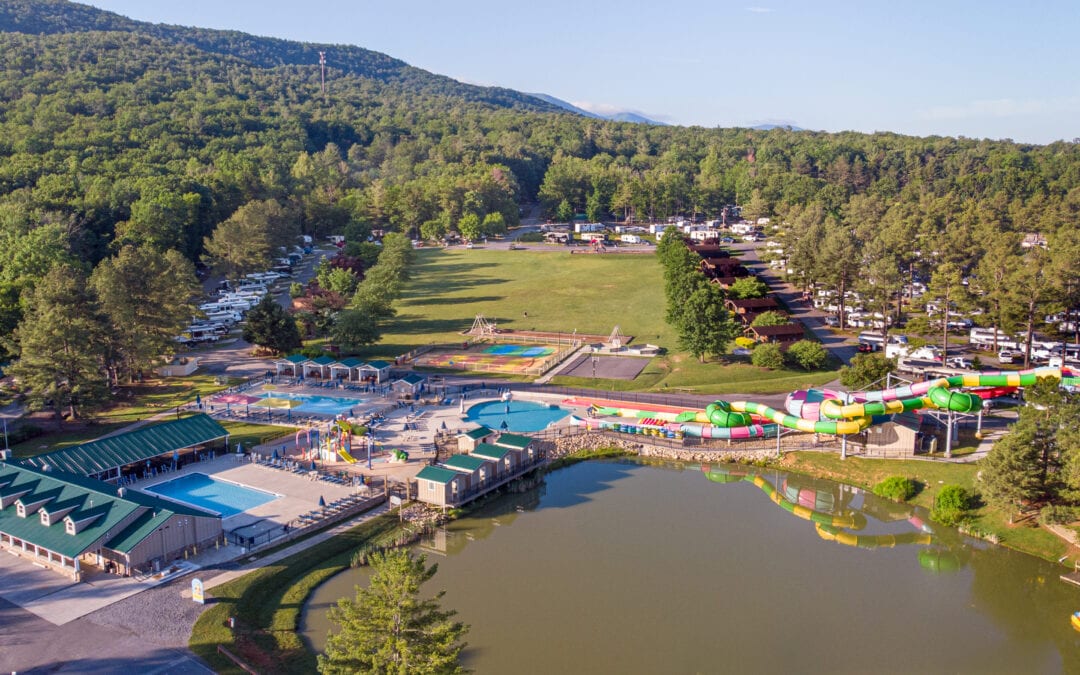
[551,433,777,465]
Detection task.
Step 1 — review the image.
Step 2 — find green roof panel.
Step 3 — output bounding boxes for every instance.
[472,443,512,461]
[443,454,487,472]
[495,433,533,450]
[415,466,458,484]
[21,414,229,477]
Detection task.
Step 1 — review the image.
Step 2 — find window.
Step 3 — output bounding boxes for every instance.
[428,482,434,492]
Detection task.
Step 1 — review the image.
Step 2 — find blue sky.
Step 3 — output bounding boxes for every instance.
[82,0,1079,144]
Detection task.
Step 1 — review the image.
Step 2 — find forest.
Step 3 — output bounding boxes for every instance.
[0,0,1078,418]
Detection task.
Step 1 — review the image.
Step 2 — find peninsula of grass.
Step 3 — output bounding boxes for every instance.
[368,248,839,394]
[189,511,401,674]
[778,452,1071,565]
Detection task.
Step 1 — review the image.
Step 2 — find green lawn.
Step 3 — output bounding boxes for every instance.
[359,248,840,394]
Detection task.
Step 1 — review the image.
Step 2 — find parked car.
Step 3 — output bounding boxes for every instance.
[824,316,840,327]
[998,350,1020,364]
[946,356,974,369]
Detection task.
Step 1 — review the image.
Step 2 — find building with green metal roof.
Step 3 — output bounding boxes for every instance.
[20,414,229,482]
[443,454,489,474]
[494,433,534,451]
[471,443,517,479]
[414,465,464,508]
[0,463,221,580]
[457,425,494,453]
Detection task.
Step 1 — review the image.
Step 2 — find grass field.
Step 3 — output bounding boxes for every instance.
[365,248,840,394]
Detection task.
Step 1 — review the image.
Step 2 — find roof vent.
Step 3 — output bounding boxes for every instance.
[41,462,51,472]
[117,487,127,498]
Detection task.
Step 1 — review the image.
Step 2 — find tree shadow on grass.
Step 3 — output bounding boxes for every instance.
[406,276,509,296]
[389,316,475,334]
[404,295,504,306]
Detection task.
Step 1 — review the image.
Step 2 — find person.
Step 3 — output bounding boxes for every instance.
[523,311,528,319]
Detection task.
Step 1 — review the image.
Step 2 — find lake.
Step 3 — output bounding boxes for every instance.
[302,460,1080,673]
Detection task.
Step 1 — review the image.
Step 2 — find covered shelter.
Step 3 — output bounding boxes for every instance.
[275,353,309,377]
[391,373,426,399]
[358,360,392,384]
[0,464,221,580]
[302,355,337,380]
[21,414,229,483]
[329,357,365,383]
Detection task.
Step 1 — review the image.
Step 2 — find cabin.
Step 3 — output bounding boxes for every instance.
[747,322,806,347]
[442,453,493,493]
[725,298,782,324]
[494,433,542,465]
[414,466,465,508]
[471,442,517,479]
[458,426,495,453]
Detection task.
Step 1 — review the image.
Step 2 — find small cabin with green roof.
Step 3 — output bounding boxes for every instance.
[442,453,492,492]
[495,432,541,464]
[471,442,516,478]
[414,465,463,508]
[458,425,495,453]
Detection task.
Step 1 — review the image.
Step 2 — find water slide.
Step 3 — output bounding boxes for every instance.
[568,367,1076,438]
[337,448,358,463]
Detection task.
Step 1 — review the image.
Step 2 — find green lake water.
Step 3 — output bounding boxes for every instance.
[302,460,1080,673]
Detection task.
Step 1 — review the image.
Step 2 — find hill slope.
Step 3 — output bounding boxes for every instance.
[0,0,564,113]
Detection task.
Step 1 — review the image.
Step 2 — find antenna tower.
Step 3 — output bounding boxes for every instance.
[319,51,327,101]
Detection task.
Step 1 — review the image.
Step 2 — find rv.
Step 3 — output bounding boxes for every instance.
[620,234,642,244]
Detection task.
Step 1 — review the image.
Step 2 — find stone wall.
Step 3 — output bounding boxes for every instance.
[551,432,777,465]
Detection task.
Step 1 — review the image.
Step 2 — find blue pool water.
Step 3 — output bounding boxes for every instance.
[144,473,279,517]
[465,400,569,432]
[255,392,362,415]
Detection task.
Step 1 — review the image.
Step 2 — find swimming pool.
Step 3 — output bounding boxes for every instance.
[465,400,569,432]
[255,392,363,415]
[143,473,279,517]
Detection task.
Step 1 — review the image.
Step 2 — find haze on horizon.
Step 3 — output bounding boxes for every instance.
[81,0,1080,145]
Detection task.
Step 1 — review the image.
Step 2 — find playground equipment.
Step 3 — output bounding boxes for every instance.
[571,367,1076,440]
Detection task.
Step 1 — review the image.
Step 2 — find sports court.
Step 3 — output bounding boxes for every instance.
[560,355,651,380]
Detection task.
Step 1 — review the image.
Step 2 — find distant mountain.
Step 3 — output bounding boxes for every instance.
[527,92,664,125]
[0,0,564,114]
[751,123,804,131]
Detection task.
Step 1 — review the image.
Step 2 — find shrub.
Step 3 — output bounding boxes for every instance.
[288,282,304,298]
[931,485,971,526]
[751,342,785,369]
[734,336,757,349]
[1039,504,1079,526]
[8,423,44,445]
[873,476,917,502]
[786,339,827,371]
[517,232,544,243]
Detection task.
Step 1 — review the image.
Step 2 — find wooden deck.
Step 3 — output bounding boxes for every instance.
[1060,570,1080,588]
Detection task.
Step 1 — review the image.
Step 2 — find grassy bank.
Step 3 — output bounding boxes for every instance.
[778,452,1072,565]
[189,512,401,674]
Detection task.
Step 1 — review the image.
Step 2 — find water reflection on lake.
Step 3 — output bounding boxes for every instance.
[303,460,1080,674]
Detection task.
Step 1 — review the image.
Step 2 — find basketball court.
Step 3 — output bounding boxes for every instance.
[560,354,651,380]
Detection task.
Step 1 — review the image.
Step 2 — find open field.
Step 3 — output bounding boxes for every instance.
[370,248,840,393]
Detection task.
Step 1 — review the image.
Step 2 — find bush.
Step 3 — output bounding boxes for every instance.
[786,339,827,371]
[8,423,44,445]
[1039,504,1079,526]
[517,232,544,242]
[873,476,917,502]
[751,342,785,369]
[931,485,971,526]
[734,336,757,349]
[288,282,304,298]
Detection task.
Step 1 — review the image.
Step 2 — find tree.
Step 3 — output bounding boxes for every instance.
[457,212,482,241]
[203,199,298,277]
[90,245,201,384]
[838,353,896,390]
[923,261,971,363]
[242,295,301,354]
[8,264,110,422]
[786,339,827,371]
[331,309,381,352]
[674,284,737,361]
[751,342,785,369]
[751,311,788,327]
[978,426,1044,522]
[318,549,469,675]
[727,276,770,299]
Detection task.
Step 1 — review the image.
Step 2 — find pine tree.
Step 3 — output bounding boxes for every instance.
[9,264,111,422]
[318,550,469,674]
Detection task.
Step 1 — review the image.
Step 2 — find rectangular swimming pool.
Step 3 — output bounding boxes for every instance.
[143,473,280,518]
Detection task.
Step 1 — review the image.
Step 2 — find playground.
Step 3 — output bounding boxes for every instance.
[412,341,565,375]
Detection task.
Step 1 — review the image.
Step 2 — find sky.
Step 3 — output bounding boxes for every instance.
[81,0,1080,144]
